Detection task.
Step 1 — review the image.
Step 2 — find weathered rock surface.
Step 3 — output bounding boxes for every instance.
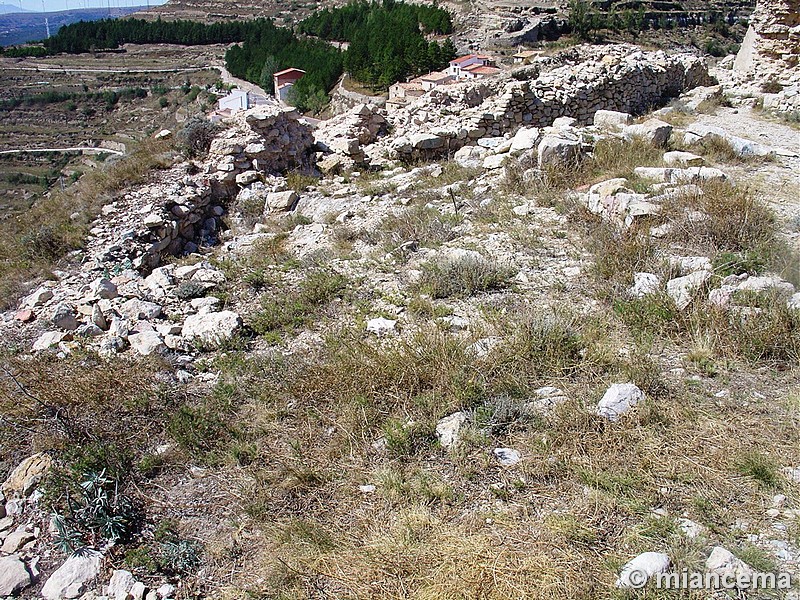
[41,551,103,600]
[0,555,32,596]
[597,383,646,421]
[181,311,242,348]
[2,453,53,498]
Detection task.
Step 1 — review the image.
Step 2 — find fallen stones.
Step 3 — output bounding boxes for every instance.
[1,528,34,553]
[264,191,299,213]
[584,178,659,228]
[735,275,795,298]
[663,151,704,167]
[365,317,397,336]
[22,287,53,308]
[684,124,775,158]
[453,145,486,168]
[119,299,162,322]
[705,546,755,581]
[593,110,633,129]
[632,166,728,186]
[107,569,136,600]
[436,412,467,449]
[596,383,645,421]
[41,550,103,600]
[90,278,118,300]
[493,447,521,466]
[616,552,670,588]
[409,133,444,150]
[623,119,673,147]
[181,310,242,348]
[0,555,32,596]
[509,127,541,154]
[128,331,166,356]
[538,136,582,168]
[666,270,712,310]
[51,303,78,331]
[32,331,68,352]
[2,453,53,499]
[630,272,662,298]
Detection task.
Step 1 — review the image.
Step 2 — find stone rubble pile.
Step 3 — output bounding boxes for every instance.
[314,103,388,169]
[1,105,320,357]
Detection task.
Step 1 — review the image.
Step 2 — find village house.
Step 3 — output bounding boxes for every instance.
[387,80,426,108]
[447,53,493,79]
[460,64,502,79]
[273,68,306,103]
[415,71,455,91]
[216,89,270,118]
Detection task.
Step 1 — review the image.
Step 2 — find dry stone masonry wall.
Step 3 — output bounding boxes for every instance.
[387,45,713,160]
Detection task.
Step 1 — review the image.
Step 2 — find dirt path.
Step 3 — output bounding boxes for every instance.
[694,107,800,228]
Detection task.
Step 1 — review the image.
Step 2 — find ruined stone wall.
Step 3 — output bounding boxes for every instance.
[387,46,713,159]
[471,51,713,136]
[733,0,800,113]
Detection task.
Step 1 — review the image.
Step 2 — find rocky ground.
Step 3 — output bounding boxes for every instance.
[1,34,800,600]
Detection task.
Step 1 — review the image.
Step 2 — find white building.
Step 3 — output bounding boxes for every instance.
[447,53,492,79]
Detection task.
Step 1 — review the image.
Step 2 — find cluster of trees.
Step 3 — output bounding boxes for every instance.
[36,18,257,54]
[2,1,459,110]
[298,0,457,89]
[224,21,343,113]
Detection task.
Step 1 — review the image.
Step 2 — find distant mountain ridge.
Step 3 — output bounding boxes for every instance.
[0,3,32,13]
[0,6,144,46]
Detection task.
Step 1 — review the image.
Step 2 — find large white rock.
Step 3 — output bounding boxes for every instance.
[666,270,712,310]
[22,286,53,308]
[128,331,166,356]
[2,453,53,498]
[119,299,162,321]
[32,331,68,352]
[366,317,397,336]
[41,550,103,600]
[0,555,31,596]
[597,383,645,421]
[736,275,795,298]
[537,136,581,168]
[705,546,756,580]
[616,552,671,588]
[668,256,712,275]
[509,127,541,154]
[482,153,508,169]
[436,412,467,449]
[685,124,774,158]
[181,311,242,348]
[493,448,521,466]
[89,278,118,300]
[264,191,299,213]
[410,133,444,150]
[623,119,673,147]
[663,151,704,167]
[593,110,633,129]
[630,272,661,298]
[107,569,135,600]
[453,145,486,168]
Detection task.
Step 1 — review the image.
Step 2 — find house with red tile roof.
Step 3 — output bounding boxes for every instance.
[273,68,306,103]
[447,53,493,79]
